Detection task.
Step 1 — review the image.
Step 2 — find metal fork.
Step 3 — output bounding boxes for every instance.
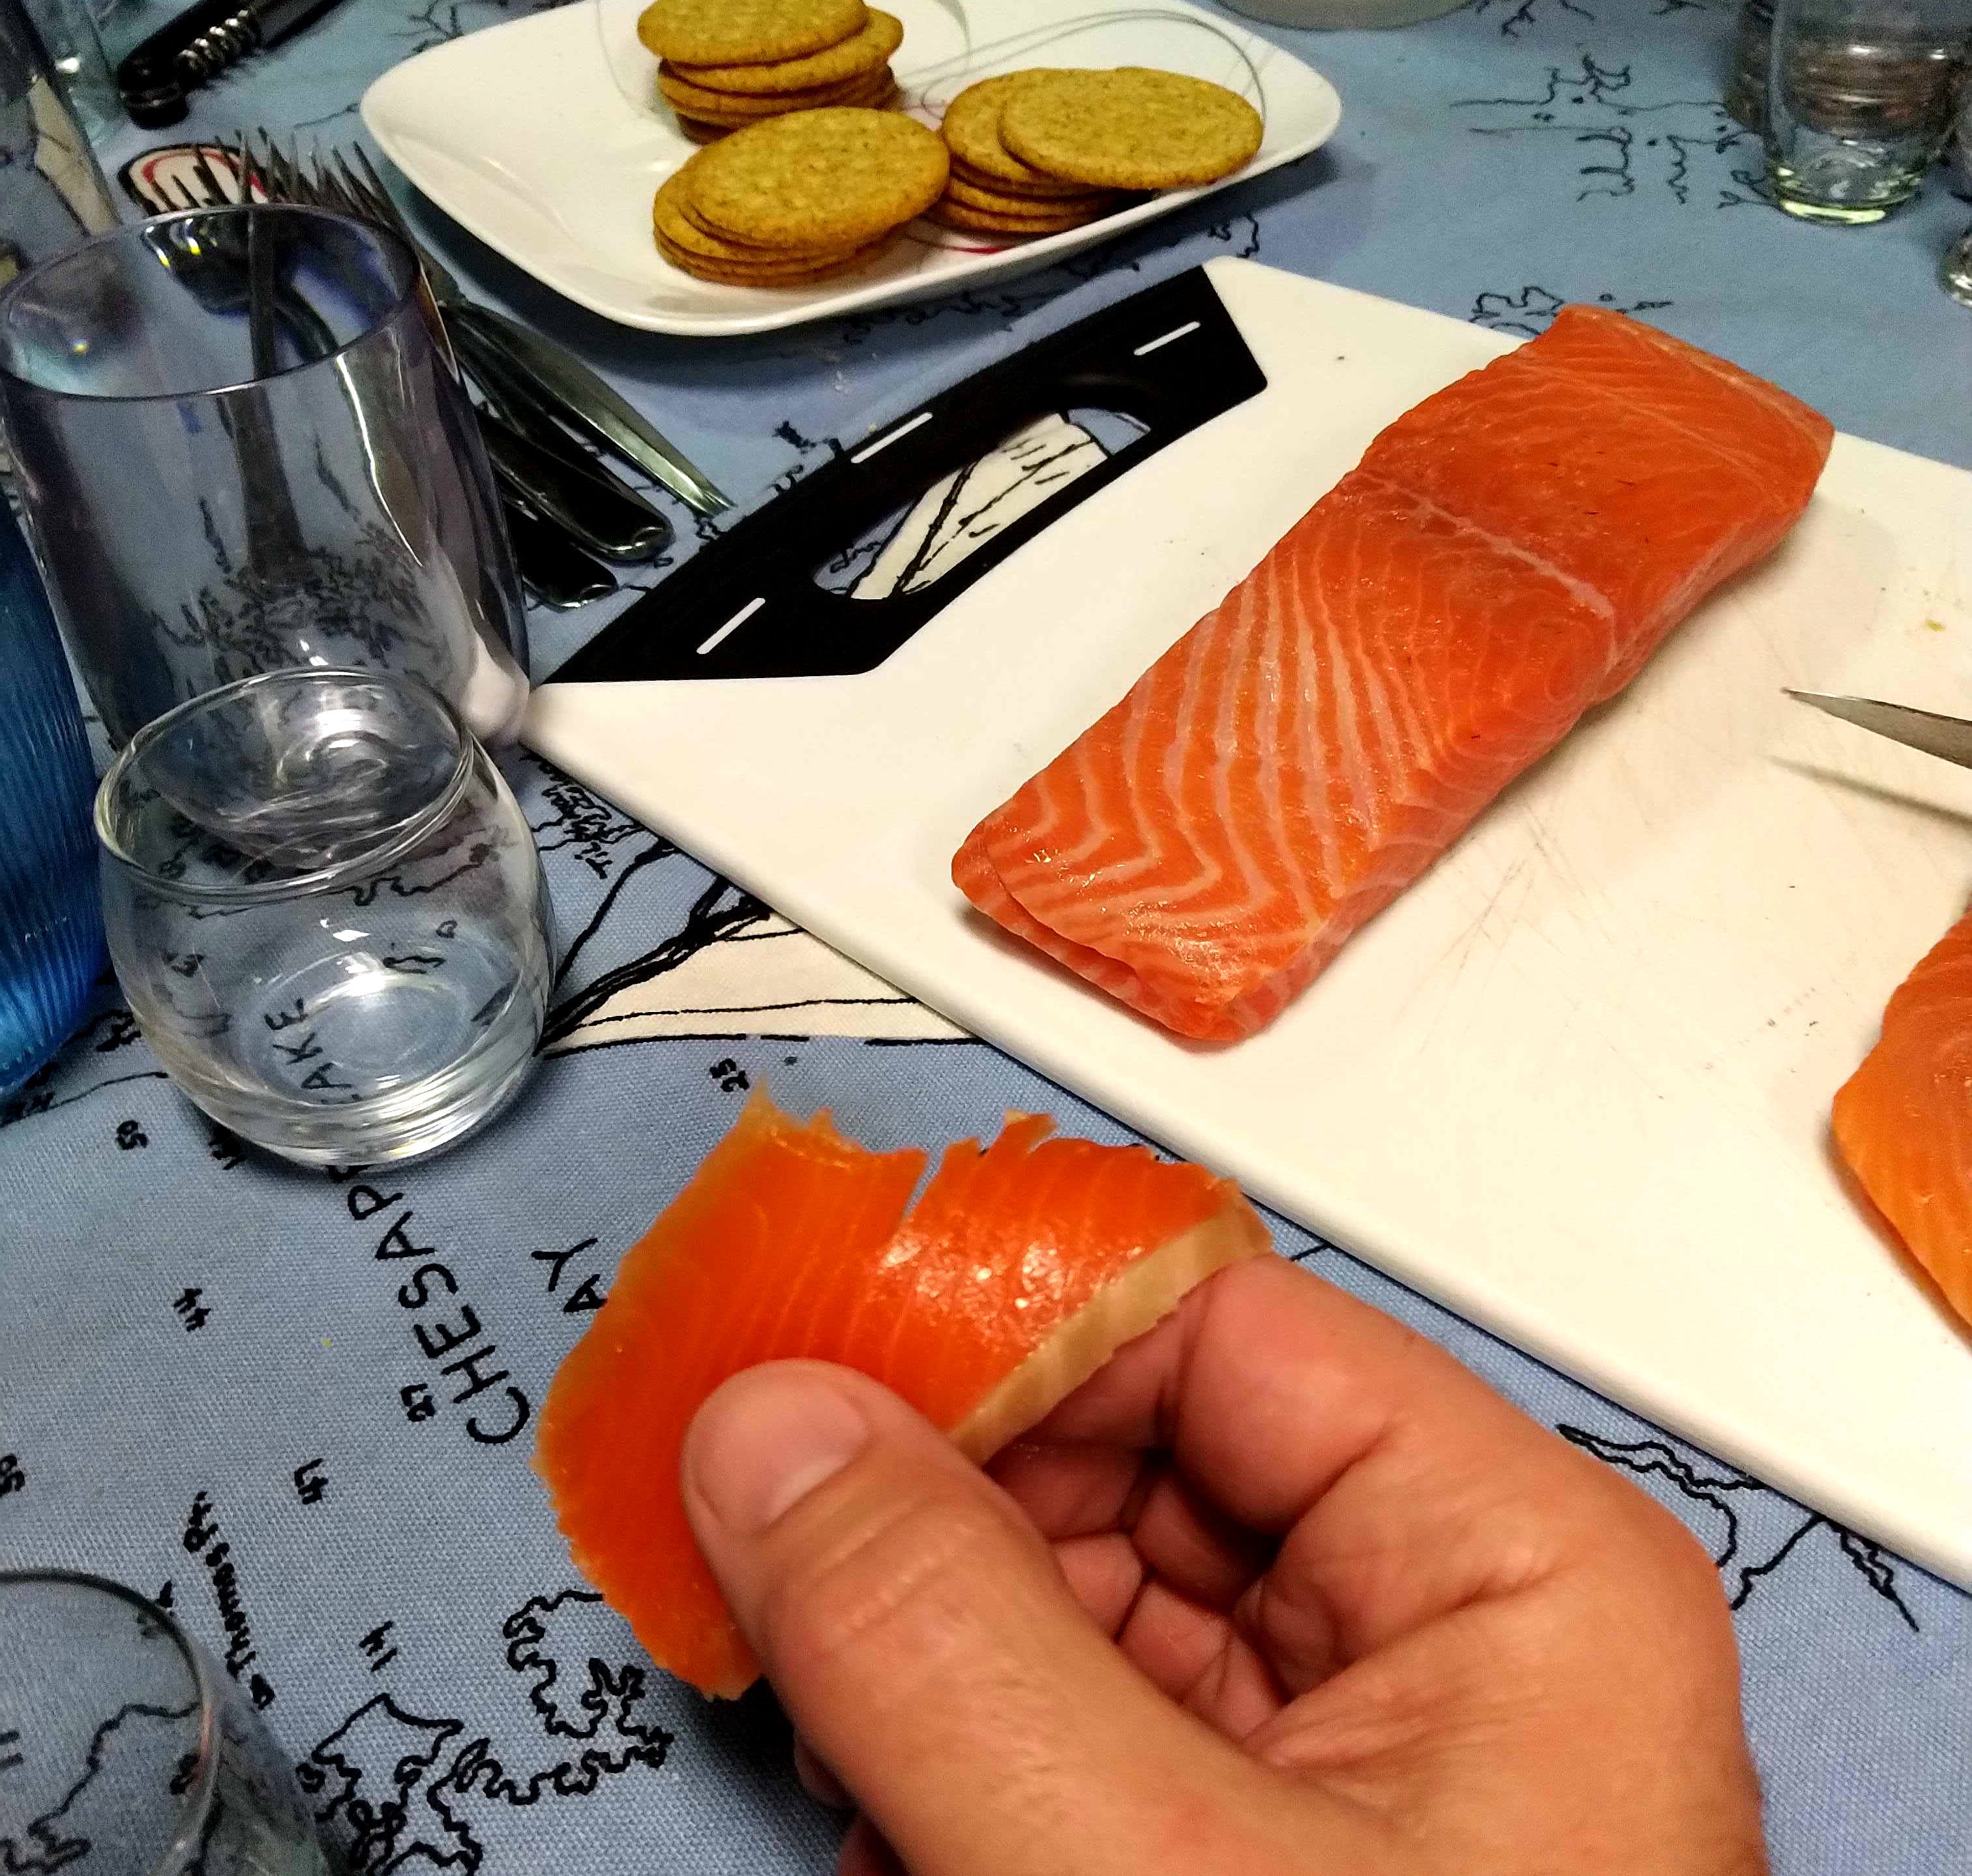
[245,134,730,519]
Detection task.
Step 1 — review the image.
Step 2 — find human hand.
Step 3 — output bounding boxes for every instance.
[681,1255,1768,1876]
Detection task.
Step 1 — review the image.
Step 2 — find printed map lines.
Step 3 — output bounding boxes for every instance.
[542,878,775,1050]
[1454,54,1753,205]
[1469,284,1674,336]
[1560,1427,1920,1629]
[297,1589,673,1873]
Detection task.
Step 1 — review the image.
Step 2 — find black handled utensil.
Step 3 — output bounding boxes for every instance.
[503,499,618,610]
[549,268,1266,685]
[479,407,672,564]
[118,0,349,127]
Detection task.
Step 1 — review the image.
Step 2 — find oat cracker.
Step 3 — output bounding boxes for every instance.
[691,108,947,249]
[999,68,1262,190]
[637,0,865,68]
[666,8,901,94]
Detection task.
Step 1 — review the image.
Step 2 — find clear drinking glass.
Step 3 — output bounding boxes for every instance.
[95,668,552,1165]
[0,205,530,750]
[0,498,106,1097]
[1765,0,1971,221]
[0,1570,327,1875]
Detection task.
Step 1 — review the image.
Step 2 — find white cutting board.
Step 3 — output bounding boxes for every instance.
[528,259,1972,1587]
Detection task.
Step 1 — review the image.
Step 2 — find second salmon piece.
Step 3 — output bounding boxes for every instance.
[1832,908,1972,1332]
[953,306,1834,1041]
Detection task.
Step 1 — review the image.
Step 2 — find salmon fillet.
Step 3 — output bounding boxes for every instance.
[954,307,1834,1041]
[1832,911,1972,1330]
[534,1087,1268,1697]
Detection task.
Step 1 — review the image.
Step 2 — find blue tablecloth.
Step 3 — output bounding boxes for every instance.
[5,3,1968,1872]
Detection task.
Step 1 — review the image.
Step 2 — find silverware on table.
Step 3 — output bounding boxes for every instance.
[477,404,670,563]
[1785,688,1972,767]
[241,134,730,519]
[501,502,623,610]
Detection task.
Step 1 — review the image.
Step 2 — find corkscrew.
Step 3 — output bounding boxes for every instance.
[115,0,346,127]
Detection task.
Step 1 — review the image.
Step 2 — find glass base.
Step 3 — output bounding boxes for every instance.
[153,1003,543,1167]
[1942,233,1972,308]
[1776,194,1892,224]
[1769,146,1925,226]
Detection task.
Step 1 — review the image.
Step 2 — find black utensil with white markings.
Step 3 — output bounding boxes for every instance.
[550,269,1267,685]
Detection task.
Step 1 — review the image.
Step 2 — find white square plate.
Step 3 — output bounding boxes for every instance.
[361,0,1343,337]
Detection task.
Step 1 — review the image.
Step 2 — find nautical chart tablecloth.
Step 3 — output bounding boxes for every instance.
[4,3,1969,1872]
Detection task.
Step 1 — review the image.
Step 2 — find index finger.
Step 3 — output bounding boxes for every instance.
[1007,1255,1670,1655]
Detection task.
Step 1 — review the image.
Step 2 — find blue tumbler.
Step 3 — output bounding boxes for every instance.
[0,498,104,1095]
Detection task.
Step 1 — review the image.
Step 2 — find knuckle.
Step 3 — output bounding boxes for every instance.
[759,1476,1021,1689]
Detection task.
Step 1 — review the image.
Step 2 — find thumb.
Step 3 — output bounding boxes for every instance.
[680,1362,1279,1876]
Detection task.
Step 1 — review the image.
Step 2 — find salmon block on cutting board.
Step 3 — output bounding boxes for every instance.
[955,305,1833,1041]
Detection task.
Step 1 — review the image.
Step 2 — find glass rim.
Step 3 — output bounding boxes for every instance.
[0,1568,222,1871]
[0,205,423,406]
[94,667,477,908]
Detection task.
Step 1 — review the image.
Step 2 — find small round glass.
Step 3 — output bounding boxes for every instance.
[95,668,553,1166]
[0,1570,327,1875]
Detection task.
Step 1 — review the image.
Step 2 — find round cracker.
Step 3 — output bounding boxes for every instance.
[999,68,1262,190]
[637,0,865,67]
[656,219,871,269]
[663,68,895,125]
[654,165,862,264]
[948,152,1104,200]
[927,193,1105,235]
[666,8,901,95]
[679,191,779,245]
[938,71,1075,188]
[690,107,947,249]
[943,169,1114,216]
[676,115,731,143]
[655,228,889,284]
[659,60,880,117]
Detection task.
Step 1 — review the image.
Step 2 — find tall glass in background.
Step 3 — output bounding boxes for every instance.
[0,1571,328,1875]
[0,0,117,289]
[1941,68,1972,301]
[0,500,105,1098]
[1764,0,1971,220]
[16,0,117,137]
[0,205,531,750]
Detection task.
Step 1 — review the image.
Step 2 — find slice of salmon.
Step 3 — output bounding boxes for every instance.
[533,1087,1269,1698]
[954,306,1834,1041]
[1832,910,1972,1331]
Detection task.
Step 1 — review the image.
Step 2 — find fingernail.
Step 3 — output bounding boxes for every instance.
[688,1367,871,1534]
[793,1737,854,1809]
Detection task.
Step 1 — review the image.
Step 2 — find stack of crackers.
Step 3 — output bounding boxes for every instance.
[636,11,1267,289]
[931,67,1264,241]
[651,106,948,286]
[639,0,904,143]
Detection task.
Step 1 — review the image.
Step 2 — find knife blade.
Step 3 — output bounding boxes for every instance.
[1785,689,1972,772]
[447,303,730,518]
